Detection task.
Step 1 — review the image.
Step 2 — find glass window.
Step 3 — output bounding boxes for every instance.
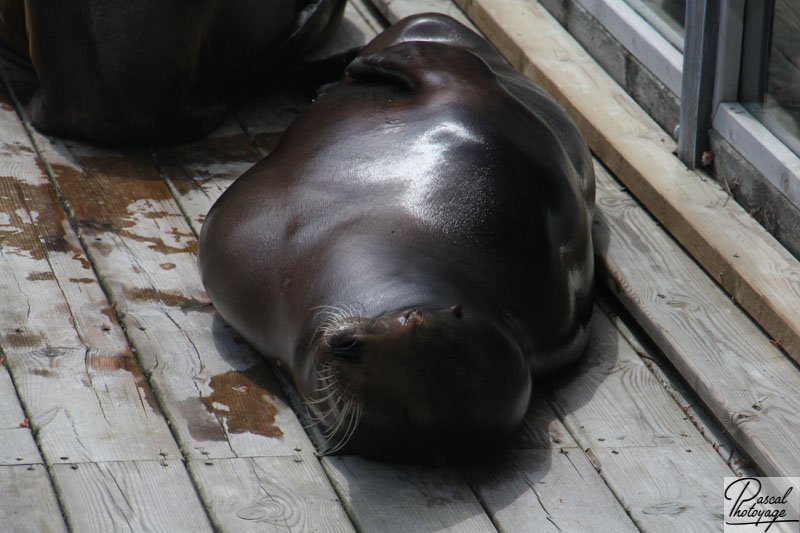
[625,0,686,51]
[742,0,800,158]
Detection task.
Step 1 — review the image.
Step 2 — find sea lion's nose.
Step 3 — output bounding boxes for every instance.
[400,309,424,327]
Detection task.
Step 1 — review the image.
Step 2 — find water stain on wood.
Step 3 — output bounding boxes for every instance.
[69,277,95,284]
[125,287,212,311]
[4,329,44,348]
[87,352,160,413]
[118,228,198,255]
[186,366,285,442]
[153,133,260,198]
[0,181,68,261]
[100,306,115,324]
[182,397,227,442]
[30,367,58,378]
[26,271,56,281]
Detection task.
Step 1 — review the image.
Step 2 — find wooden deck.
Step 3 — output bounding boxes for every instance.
[1,1,798,532]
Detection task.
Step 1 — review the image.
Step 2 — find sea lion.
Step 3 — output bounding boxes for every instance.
[198,13,595,463]
[0,0,346,144]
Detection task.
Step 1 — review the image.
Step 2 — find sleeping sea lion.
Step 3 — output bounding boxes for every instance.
[198,13,595,463]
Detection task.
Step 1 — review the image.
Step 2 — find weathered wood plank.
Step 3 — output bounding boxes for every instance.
[122,308,314,459]
[0,81,225,531]
[322,457,497,533]
[51,460,213,532]
[550,309,708,450]
[598,296,757,478]
[453,0,800,364]
[465,449,639,533]
[588,446,726,533]
[0,363,40,465]
[0,99,180,465]
[0,465,69,533]
[467,395,641,533]
[26,134,311,460]
[549,309,739,531]
[593,162,800,478]
[189,456,355,533]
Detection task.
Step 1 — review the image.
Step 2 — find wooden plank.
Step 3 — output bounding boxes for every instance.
[550,309,709,450]
[13,114,346,528]
[590,446,728,532]
[0,93,180,465]
[0,79,214,529]
[548,309,742,531]
[322,456,497,533]
[465,449,639,533]
[467,397,641,533]
[598,296,757,478]
[51,460,212,532]
[25,133,312,460]
[0,465,69,533]
[0,363,40,465]
[593,162,800,478]
[189,456,355,533]
[453,0,800,365]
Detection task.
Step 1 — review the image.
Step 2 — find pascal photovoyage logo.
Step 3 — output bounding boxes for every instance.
[724,477,800,532]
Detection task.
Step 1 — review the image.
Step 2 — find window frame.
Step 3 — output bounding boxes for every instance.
[712,0,800,213]
[566,0,800,223]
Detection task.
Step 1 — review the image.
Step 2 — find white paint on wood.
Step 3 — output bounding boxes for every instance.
[51,460,213,533]
[0,111,180,465]
[189,456,356,532]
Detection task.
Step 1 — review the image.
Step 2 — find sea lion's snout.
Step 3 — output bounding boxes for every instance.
[309,306,532,463]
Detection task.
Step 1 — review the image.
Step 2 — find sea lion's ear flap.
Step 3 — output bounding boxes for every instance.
[344,42,429,92]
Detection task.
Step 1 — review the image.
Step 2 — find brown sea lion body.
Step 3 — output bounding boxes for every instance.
[198,13,595,463]
[0,0,346,143]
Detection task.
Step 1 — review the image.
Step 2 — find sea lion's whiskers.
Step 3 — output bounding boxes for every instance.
[325,402,362,455]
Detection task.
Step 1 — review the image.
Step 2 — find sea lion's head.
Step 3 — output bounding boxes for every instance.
[304,304,532,464]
